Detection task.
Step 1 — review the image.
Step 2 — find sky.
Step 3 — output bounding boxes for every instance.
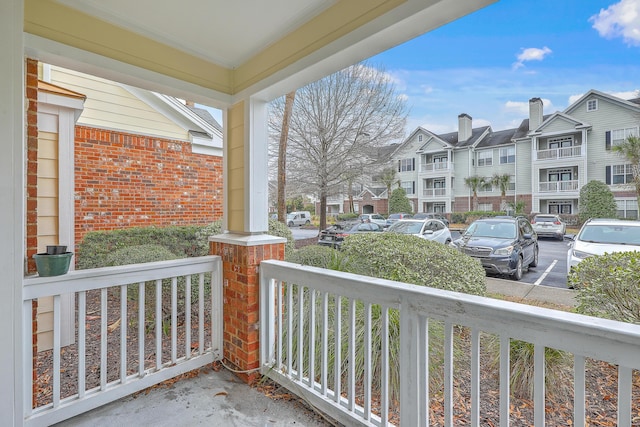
[370,0,640,134]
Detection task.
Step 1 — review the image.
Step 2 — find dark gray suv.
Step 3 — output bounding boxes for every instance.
[453,216,538,280]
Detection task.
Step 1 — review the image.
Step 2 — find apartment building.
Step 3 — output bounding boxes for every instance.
[389,89,640,217]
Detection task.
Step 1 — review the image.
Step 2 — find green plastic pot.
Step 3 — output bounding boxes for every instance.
[33,252,73,277]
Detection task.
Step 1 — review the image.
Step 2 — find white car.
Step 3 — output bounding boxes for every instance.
[358,213,388,228]
[567,218,640,275]
[531,214,566,240]
[386,219,452,244]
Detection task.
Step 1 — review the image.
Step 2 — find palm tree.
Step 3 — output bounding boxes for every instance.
[491,173,511,211]
[464,176,485,211]
[612,135,640,203]
[379,167,399,215]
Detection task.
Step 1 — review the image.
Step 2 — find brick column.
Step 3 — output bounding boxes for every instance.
[210,235,285,383]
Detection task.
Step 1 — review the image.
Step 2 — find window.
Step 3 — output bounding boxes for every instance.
[499,146,515,164]
[616,199,638,219]
[548,201,572,214]
[508,175,516,191]
[477,150,493,167]
[587,99,598,111]
[401,181,415,195]
[548,136,573,148]
[607,127,638,149]
[433,202,445,213]
[607,164,634,185]
[478,203,493,212]
[398,158,415,172]
[418,135,423,142]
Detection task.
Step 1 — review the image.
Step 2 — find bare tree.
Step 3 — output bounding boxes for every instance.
[271,62,407,230]
[277,91,296,222]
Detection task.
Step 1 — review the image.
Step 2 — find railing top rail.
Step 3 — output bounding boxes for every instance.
[23,255,221,300]
[260,259,640,368]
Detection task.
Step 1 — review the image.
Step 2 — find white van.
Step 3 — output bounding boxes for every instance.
[286,211,312,227]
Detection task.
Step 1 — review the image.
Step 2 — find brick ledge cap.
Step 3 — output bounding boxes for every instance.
[209,233,286,246]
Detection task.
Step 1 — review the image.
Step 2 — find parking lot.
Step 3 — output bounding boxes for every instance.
[291,227,572,288]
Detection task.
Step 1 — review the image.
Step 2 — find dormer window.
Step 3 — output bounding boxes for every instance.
[587,99,598,111]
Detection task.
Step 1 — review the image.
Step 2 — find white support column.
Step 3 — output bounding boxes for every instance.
[245,98,269,233]
[0,0,25,424]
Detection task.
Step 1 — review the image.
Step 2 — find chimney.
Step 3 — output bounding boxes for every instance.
[458,113,472,142]
[529,98,543,131]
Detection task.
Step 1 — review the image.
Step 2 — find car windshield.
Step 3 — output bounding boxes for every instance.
[578,224,640,245]
[389,221,423,234]
[465,222,516,239]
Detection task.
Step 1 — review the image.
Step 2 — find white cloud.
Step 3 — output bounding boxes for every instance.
[590,0,640,46]
[512,46,552,69]
[504,98,554,116]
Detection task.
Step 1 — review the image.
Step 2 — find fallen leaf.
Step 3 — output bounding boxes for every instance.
[107,318,121,333]
[215,391,228,397]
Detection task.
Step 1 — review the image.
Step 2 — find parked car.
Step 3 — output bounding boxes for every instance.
[531,214,565,240]
[318,221,384,249]
[359,213,388,227]
[567,218,640,275]
[453,216,538,280]
[386,213,413,227]
[386,219,452,244]
[412,212,449,226]
[286,211,311,227]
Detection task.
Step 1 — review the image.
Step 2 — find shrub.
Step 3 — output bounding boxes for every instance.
[340,233,486,296]
[388,187,413,214]
[103,244,183,266]
[571,251,640,324]
[77,226,201,269]
[578,180,617,223]
[336,212,359,221]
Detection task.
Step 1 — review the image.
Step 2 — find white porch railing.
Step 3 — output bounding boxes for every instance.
[423,188,447,197]
[259,260,640,427]
[420,161,452,173]
[22,256,223,427]
[539,180,579,192]
[536,146,582,160]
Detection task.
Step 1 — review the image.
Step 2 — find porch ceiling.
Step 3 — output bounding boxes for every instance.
[24,0,497,105]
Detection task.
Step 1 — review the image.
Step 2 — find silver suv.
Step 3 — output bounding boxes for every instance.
[567,218,640,275]
[531,214,565,240]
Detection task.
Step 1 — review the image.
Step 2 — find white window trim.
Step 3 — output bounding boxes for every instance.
[587,99,598,111]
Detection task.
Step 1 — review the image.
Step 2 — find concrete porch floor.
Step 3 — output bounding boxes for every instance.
[54,366,335,427]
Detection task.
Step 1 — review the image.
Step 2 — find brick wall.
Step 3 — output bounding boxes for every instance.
[74,126,223,246]
[26,58,39,274]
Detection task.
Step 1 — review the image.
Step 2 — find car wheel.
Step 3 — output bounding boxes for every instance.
[445,238,452,245]
[510,257,523,281]
[529,246,538,268]
[288,221,294,227]
[305,220,311,225]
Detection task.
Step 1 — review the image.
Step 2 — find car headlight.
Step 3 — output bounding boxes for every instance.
[493,245,514,256]
[572,249,592,260]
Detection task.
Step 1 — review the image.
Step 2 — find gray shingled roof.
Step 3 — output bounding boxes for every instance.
[186,105,222,132]
[437,126,491,148]
[629,97,640,106]
[476,128,517,148]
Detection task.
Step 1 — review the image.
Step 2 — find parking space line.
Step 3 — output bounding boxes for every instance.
[534,259,557,286]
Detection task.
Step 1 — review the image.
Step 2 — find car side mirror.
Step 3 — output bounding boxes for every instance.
[523,233,533,239]
[564,234,575,241]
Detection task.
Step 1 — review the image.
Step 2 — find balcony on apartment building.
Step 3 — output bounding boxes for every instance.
[420,160,453,175]
[535,145,584,161]
[423,187,448,198]
[539,180,580,193]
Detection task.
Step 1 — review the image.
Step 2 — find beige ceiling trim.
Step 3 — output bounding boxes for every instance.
[234,0,405,93]
[24,0,233,95]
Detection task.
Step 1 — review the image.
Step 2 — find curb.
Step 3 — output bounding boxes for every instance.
[486,276,576,307]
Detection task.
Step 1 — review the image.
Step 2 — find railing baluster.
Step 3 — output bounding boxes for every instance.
[297,285,304,381]
[500,335,510,427]
[574,355,586,427]
[334,294,342,404]
[155,279,162,369]
[287,283,293,376]
[309,289,316,389]
[471,328,480,427]
[277,280,283,370]
[138,282,145,377]
[364,302,372,420]
[101,288,108,390]
[23,300,33,416]
[120,284,127,384]
[618,365,633,426]
[78,291,87,397]
[534,344,545,426]
[381,306,389,425]
[423,317,430,427]
[444,322,454,427]
[185,275,191,360]
[348,298,356,412]
[199,273,205,355]
[321,291,328,397]
[53,295,61,407]
[171,276,177,364]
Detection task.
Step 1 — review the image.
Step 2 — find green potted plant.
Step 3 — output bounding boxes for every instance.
[33,245,73,276]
